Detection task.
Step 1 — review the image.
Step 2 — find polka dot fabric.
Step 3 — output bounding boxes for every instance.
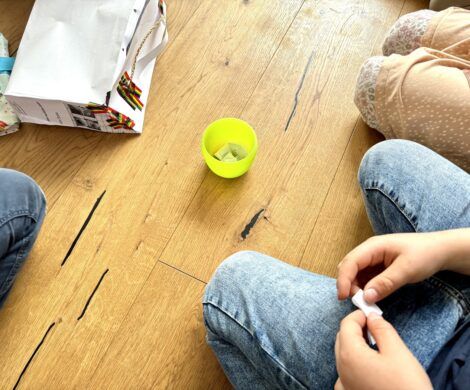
[376,47,470,172]
[421,7,470,60]
[354,56,385,131]
[382,9,436,56]
[355,7,470,172]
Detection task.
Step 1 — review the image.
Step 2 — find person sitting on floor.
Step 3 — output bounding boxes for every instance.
[202,3,470,388]
[203,140,470,389]
[0,169,45,307]
[354,6,470,171]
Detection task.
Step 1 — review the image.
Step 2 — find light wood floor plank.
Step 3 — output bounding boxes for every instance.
[161,0,408,282]
[299,0,429,277]
[87,263,230,390]
[0,4,206,386]
[299,121,383,276]
[0,0,432,388]
[0,1,306,387]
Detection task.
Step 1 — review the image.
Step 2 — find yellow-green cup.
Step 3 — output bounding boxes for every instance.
[202,118,258,179]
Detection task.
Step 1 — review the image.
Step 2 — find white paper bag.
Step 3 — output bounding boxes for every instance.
[5,0,168,134]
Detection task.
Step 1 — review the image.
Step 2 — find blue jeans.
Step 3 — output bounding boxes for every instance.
[203,140,470,389]
[0,169,46,307]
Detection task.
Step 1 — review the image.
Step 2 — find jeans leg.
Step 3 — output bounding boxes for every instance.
[358,139,470,326]
[0,169,46,306]
[204,325,273,390]
[204,141,470,388]
[203,251,462,389]
[204,251,353,390]
[358,140,470,235]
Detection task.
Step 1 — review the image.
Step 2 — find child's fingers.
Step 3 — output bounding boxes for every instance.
[338,310,368,350]
[337,238,388,299]
[334,378,346,390]
[339,311,378,357]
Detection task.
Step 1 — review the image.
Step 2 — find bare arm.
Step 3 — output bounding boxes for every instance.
[440,228,470,275]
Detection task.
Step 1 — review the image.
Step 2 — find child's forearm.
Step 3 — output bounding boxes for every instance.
[440,228,470,275]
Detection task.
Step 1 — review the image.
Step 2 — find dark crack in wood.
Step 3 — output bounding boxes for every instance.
[77,269,109,320]
[241,209,265,240]
[284,50,315,132]
[61,191,106,266]
[13,322,56,390]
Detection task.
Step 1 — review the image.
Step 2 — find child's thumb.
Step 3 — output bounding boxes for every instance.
[367,313,407,354]
[363,265,408,304]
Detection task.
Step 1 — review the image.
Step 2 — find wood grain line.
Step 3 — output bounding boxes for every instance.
[299,116,360,262]
[239,0,307,116]
[284,49,315,132]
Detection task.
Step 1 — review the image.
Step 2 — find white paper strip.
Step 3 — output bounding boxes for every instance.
[352,289,383,346]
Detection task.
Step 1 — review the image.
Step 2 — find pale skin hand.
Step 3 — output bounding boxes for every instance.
[336,228,470,304]
[334,228,470,389]
[334,311,432,390]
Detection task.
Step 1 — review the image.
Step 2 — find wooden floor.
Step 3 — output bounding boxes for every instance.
[0,0,426,388]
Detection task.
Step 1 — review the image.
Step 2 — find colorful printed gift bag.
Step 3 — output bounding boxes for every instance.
[5,0,168,134]
[0,33,19,135]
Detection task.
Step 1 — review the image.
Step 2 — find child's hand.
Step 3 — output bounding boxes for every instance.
[334,311,432,390]
[336,231,456,303]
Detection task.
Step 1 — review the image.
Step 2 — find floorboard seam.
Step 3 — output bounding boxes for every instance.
[153,1,204,64]
[84,158,204,382]
[297,0,407,266]
[298,116,360,264]
[239,0,307,115]
[158,260,207,285]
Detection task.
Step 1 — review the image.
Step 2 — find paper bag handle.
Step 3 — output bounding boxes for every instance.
[129,15,167,80]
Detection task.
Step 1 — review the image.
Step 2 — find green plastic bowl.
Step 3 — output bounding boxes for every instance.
[202,118,258,179]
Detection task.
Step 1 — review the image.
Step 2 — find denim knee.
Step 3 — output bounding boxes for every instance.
[0,169,46,226]
[203,251,253,333]
[358,139,425,191]
[204,251,259,304]
[0,170,46,302]
[358,140,434,234]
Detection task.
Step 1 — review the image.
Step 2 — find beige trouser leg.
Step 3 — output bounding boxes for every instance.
[421,7,470,60]
[375,48,470,172]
